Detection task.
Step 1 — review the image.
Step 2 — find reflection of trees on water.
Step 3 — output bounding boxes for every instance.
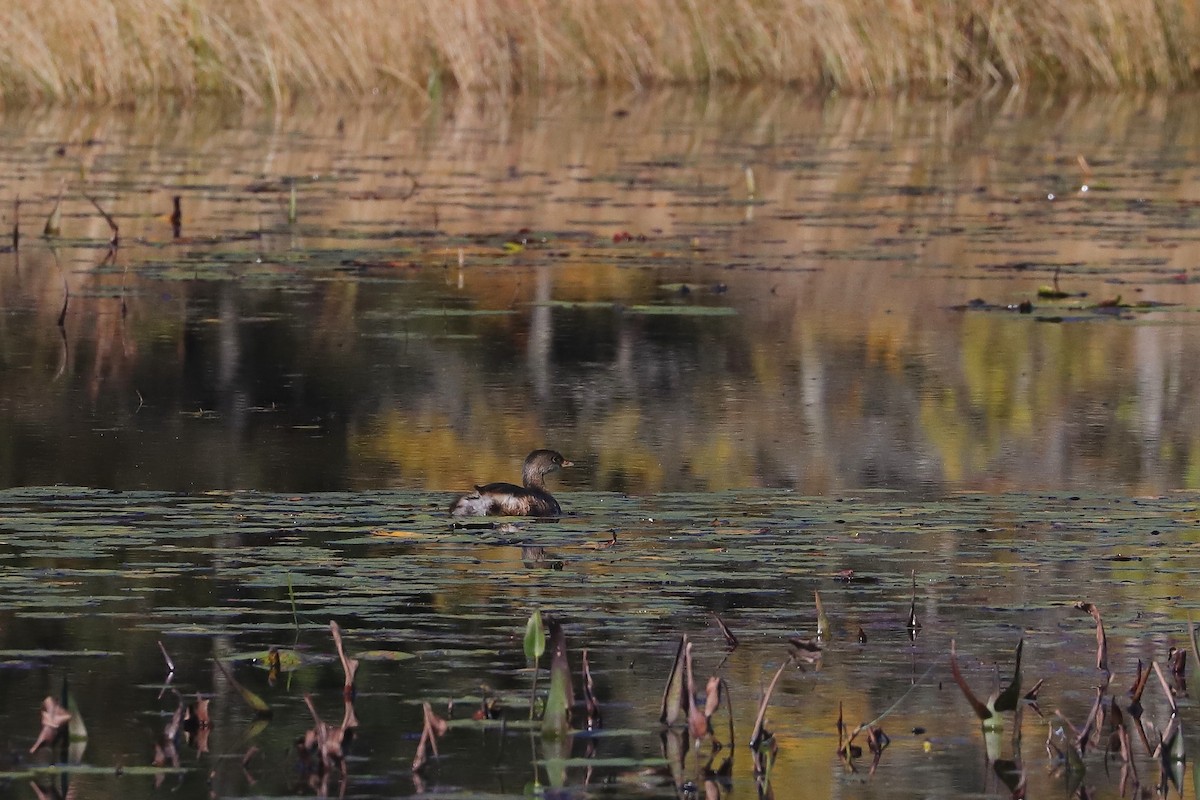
[2,91,1200,493]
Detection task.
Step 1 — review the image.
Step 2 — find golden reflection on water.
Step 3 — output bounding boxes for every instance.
[2,90,1200,494]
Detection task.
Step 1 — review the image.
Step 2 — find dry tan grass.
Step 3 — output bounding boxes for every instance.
[1,0,1199,103]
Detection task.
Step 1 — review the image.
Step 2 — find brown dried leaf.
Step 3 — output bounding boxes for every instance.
[907,572,921,631]
[330,621,359,695]
[711,612,739,649]
[193,697,210,727]
[423,701,448,738]
[949,641,991,721]
[1074,601,1108,673]
[659,635,688,726]
[750,656,794,749]
[582,648,602,730]
[684,641,709,738]
[30,697,71,753]
[703,675,722,720]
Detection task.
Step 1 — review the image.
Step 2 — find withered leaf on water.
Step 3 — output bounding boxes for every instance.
[660,635,688,727]
[1074,601,1109,673]
[300,694,355,776]
[949,640,992,720]
[1129,659,1150,713]
[1187,613,1200,672]
[1168,647,1186,681]
[582,648,602,730]
[214,658,272,716]
[749,656,794,749]
[815,591,831,639]
[541,620,574,739]
[703,675,722,720]
[866,726,890,774]
[64,681,87,743]
[1151,661,1179,716]
[837,701,845,753]
[186,696,211,730]
[1075,686,1104,755]
[991,639,1023,714]
[907,572,921,632]
[684,641,709,738]
[1024,677,1045,717]
[711,612,739,649]
[788,636,823,665]
[30,697,71,753]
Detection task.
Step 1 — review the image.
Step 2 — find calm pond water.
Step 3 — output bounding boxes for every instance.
[1,90,1200,495]
[2,89,1200,799]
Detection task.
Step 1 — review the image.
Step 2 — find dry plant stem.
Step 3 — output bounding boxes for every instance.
[844,663,938,752]
[329,621,359,694]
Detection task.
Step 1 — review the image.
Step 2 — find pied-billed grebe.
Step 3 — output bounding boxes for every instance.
[450,449,573,517]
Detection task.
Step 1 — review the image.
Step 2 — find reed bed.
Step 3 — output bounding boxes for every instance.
[2,0,1199,104]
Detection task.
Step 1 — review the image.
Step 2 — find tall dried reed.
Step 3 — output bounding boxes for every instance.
[1,0,1198,103]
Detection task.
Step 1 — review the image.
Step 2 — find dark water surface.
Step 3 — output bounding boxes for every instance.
[2,90,1200,799]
